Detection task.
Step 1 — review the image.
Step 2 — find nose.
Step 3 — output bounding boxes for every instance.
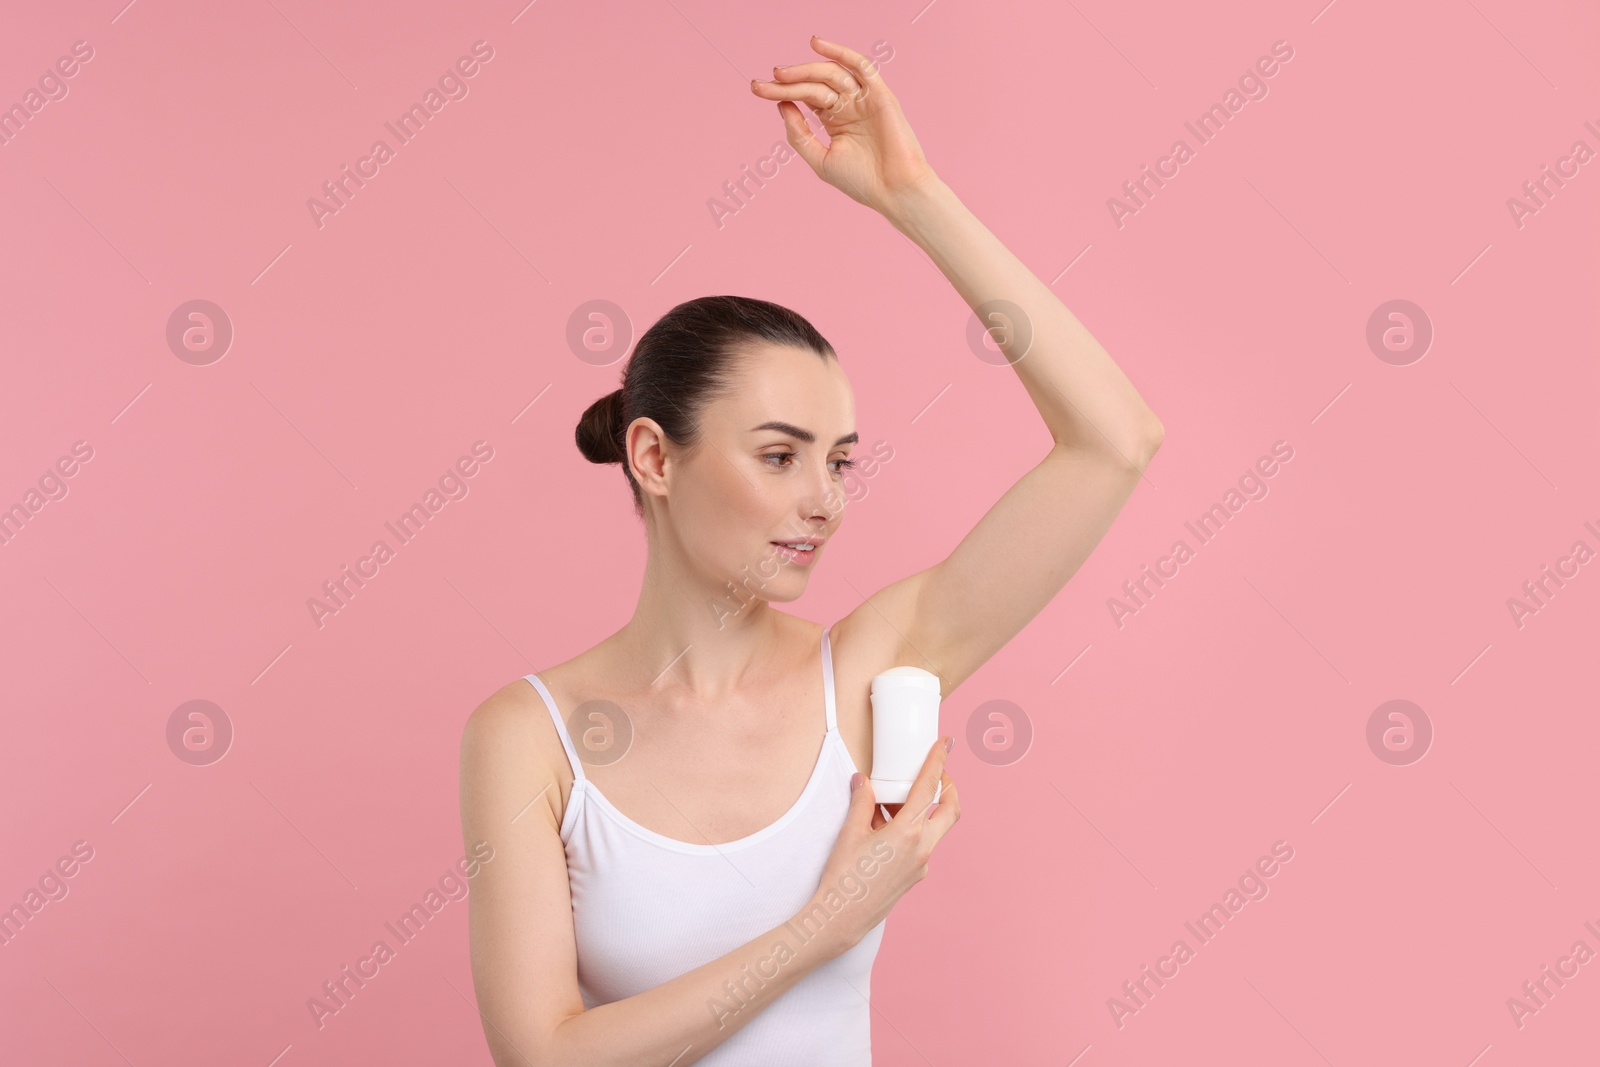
[803,456,843,525]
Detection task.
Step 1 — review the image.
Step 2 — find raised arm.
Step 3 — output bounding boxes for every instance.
[754,38,1164,693]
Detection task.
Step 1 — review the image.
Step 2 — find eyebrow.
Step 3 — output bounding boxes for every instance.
[750,421,859,447]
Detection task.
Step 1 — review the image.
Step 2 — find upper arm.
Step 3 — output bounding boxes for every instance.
[837,438,1160,697]
[459,685,584,1065]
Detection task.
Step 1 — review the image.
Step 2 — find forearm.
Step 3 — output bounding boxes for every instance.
[882,172,1164,467]
[541,896,854,1067]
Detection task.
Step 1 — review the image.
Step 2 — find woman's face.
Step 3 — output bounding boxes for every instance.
[661,342,857,613]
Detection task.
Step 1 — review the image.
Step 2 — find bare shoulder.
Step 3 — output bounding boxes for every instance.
[458,669,590,1052]
[462,674,554,756]
[459,672,574,830]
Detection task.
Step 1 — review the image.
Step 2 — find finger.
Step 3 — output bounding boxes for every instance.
[774,100,827,171]
[752,78,844,115]
[892,737,949,828]
[923,776,960,843]
[772,61,861,97]
[808,36,889,91]
[911,770,953,828]
[846,770,878,827]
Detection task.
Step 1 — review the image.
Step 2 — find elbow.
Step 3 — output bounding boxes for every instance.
[1129,416,1164,472]
[487,1029,557,1067]
[1054,413,1164,472]
[473,987,566,1067]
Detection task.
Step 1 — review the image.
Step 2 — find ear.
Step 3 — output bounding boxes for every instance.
[627,417,671,500]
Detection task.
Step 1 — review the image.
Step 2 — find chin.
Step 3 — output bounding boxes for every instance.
[753,569,809,604]
[766,583,807,603]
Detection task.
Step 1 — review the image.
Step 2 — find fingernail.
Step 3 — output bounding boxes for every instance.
[943,736,953,752]
[850,771,864,791]
[774,65,785,73]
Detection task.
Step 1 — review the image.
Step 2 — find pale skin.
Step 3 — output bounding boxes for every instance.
[460,36,1163,1067]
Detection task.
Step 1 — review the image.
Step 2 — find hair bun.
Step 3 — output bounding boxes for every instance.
[575,389,627,465]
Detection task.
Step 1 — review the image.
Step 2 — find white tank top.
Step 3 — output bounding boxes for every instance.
[523,625,888,1065]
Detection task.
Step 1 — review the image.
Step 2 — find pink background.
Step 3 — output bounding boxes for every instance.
[2,0,1595,1063]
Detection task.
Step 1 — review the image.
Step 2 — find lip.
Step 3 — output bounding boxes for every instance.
[770,539,822,566]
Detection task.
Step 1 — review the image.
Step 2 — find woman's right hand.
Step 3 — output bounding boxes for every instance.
[803,737,960,955]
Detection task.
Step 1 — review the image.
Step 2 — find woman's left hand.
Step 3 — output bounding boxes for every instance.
[751,36,935,215]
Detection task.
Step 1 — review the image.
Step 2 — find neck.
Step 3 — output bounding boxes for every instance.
[610,529,795,701]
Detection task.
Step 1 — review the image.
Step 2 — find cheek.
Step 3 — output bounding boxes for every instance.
[725,480,807,576]
[716,465,768,517]
[721,462,790,518]
[683,463,771,546]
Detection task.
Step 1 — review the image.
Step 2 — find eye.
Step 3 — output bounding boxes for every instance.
[762,452,858,474]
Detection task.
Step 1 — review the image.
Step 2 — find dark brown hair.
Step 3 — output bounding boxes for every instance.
[575,295,836,516]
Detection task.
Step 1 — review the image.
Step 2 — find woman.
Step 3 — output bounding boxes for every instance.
[459,35,1163,1066]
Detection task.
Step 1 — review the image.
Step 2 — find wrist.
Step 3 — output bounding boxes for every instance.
[879,169,953,239]
[789,893,860,962]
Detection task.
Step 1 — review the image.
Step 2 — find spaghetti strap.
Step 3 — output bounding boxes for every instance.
[524,674,585,782]
[821,625,838,733]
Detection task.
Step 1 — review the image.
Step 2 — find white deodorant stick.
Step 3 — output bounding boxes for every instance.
[868,666,943,805]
